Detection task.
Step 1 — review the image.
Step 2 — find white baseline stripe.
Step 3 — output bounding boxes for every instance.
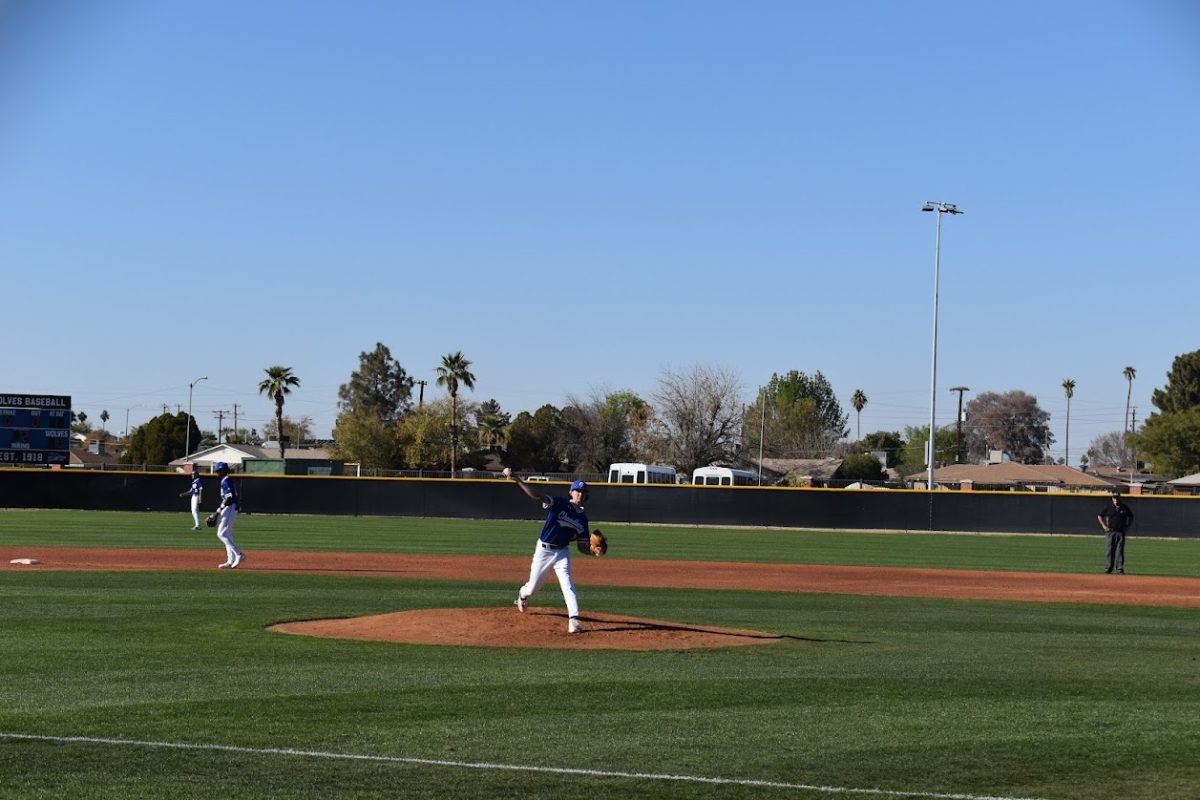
[0,732,1050,800]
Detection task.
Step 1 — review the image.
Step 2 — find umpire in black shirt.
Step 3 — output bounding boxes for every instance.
[1097,490,1134,574]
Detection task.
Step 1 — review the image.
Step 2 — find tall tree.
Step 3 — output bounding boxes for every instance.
[504,405,563,472]
[745,370,848,459]
[332,343,415,469]
[1135,409,1200,477]
[962,390,1054,464]
[258,366,301,458]
[435,351,476,475]
[118,412,201,466]
[337,343,414,421]
[558,390,649,472]
[396,400,455,470]
[1062,379,1076,467]
[850,389,868,441]
[474,399,511,448]
[1149,349,1200,414]
[1123,365,1136,434]
[860,430,906,468]
[1134,349,1200,477]
[648,364,743,475]
[99,409,110,431]
[898,424,958,477]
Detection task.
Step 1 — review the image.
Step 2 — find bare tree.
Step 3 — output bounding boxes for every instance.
[1087,430,1130,469]
[648,364,743,475]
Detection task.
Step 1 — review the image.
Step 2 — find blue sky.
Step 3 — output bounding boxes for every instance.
[3,1,1197,462]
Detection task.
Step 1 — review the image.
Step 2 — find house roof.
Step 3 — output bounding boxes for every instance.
[69,448,122,466]
[1167,472,1200,486]
[904,462,1117,488]
[169,443,334,467]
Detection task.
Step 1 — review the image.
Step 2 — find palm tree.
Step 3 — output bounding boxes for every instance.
[258,366,301,459]
[99,409,110,431]
[1061,379,1075,467]
[435,352,476,475]
[850,389,868,441]
[1122,366,1136,434]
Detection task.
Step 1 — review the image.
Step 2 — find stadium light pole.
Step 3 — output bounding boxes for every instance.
[922,201,962,491]
[185,376,208,463]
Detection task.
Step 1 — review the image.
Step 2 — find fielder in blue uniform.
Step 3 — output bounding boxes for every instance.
[179,472,204,530]
[213,461,246,569]
[504,467,598,634]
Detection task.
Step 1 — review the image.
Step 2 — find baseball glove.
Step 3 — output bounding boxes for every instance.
[205,513,219,528]
[589,529,607,557]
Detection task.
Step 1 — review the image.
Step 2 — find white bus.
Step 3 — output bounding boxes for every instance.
[691,466,758,486]
[607,463,677,484]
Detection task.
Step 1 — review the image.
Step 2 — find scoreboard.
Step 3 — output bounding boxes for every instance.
[0,394,72,465]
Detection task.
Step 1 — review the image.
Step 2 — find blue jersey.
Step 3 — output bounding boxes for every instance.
[190,477,202,497]
[538,495,589,548]
[220,475,240,510]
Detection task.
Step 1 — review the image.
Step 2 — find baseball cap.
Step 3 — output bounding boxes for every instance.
[214,461,228,472]
[570,480,589,492]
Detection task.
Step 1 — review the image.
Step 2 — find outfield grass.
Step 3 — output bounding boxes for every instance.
[1,510,1198,799]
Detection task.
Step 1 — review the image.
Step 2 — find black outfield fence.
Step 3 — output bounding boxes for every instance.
[2,469,1198,538]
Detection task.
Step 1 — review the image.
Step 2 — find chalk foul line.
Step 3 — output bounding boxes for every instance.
[0,731,1050,800]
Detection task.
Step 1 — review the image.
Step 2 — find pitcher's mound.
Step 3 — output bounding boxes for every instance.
[268,607,781,650]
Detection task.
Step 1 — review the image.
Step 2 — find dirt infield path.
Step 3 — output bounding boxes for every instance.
[6,546,1200,608]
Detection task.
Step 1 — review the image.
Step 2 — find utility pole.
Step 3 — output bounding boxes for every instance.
[213,410,230,444]
[1129,407,1137,476]
[949,386,969,463]
[416,379,428,408]
[232,404,239,441]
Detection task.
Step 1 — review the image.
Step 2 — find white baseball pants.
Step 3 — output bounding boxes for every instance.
[519,541,579,618]
[190,495,202,528]
[217,507,243,564]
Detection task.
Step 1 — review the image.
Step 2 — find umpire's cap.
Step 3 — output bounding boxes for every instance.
[570,480,589,493]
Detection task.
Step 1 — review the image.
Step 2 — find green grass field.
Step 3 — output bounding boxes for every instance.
[1,510,1198,800]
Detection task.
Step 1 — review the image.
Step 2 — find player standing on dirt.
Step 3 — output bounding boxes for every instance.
[503,467,604,634]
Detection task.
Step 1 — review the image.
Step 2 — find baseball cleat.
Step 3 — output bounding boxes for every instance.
[230,553,244,569]
[567,617,581,634]
[515,595,527,613]
[217,562,232,569]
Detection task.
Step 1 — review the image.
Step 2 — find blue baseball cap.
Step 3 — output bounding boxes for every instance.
[214,461,228,472]
[570,480,589,492]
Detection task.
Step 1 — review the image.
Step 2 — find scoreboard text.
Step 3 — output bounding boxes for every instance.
[0,394,72,465]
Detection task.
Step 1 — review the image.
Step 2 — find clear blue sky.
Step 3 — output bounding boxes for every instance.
[3,1,1197,462]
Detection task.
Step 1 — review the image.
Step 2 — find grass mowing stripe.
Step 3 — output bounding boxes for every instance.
[0,732,1051,800]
